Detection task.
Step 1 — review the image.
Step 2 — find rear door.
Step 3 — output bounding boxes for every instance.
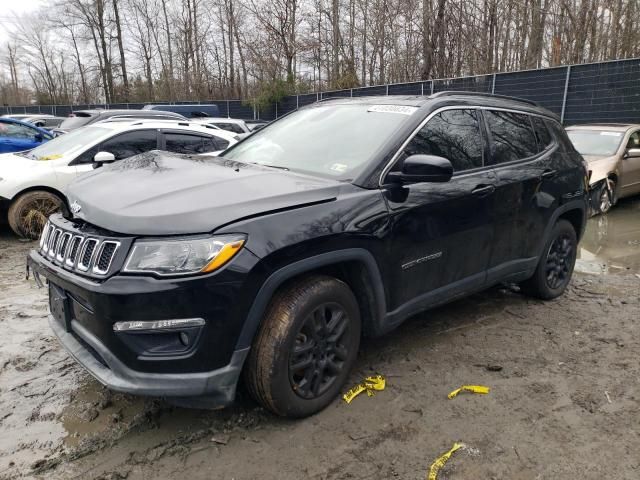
[482,109,558,282]
[382,108,497,315]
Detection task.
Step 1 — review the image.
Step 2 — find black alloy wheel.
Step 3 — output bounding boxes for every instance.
[288,302,349,399]
[545,233,573,290]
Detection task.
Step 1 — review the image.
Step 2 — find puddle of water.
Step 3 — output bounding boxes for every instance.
[576,197,640,275]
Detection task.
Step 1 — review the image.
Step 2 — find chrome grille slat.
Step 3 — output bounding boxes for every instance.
[48,229,61,257]
[92,241,120,275]
[66,236,83,267]
[39,221,51,249]
[56,233,72,262]
[77,239,99,272]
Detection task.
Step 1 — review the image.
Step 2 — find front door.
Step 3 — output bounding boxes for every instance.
[620,130,640,196]
[382,108,496,320]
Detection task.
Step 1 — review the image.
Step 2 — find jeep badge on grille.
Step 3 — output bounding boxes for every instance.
[70,201,82,214]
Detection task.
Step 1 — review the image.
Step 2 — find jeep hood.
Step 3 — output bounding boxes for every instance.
[66,150,341,235]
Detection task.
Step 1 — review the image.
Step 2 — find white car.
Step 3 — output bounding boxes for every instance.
[192,117,250,134]
[0,120,237,238]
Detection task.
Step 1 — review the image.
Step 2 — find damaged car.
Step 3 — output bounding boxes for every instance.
[28,93,588,418]
[566,124,640,214]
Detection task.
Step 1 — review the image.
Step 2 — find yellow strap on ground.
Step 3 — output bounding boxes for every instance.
[428,442,464,480]
[343,375,386,404]
[447,385,490,399]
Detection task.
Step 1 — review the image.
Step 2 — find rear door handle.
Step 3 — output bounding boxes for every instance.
[471,184,496,197]
[541,169,557,180]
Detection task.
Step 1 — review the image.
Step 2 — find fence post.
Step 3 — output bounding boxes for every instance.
[275,102,278,119]
[430,81,434,95]
[560,66,571,124]
[386,84,389,95]
[350,88,353,97]
[296,95,299,110]
[491,73,496,94]
[227,100,230,118]
[421,83,424,96]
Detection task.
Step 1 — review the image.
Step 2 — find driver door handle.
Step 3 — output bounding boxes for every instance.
[541,169,557,180]
[472,184,496,197]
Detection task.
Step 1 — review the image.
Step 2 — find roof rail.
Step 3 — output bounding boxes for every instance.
[430,91,539,107]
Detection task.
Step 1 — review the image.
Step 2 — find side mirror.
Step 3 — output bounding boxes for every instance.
[34,133,44,142]
[94,151,116,163]
[92,151,116,169]
[625,148,640,159]
[386,154,453,184]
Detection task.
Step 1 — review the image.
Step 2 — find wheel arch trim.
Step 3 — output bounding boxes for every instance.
[540,200,587,254]
[235,248,387,350]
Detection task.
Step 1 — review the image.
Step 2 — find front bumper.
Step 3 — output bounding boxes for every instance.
[48,312,248,399]
[28,240,260,405]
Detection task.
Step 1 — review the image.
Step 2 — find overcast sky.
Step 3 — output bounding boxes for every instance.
[0,0,44,44]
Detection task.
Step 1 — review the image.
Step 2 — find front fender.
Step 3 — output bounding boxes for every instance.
[234,248,387,350]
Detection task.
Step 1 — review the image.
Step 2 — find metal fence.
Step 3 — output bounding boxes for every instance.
[2,58,638,125]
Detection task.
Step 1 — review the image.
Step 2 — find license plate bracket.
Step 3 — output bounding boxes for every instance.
[49,283,73,332]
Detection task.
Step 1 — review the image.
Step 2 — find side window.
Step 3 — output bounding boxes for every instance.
[531,116,553,152]
[76,130,158,164]
[401,109,484,172]
[165,133,219,154]
[213,136,229,151]
[627,131,640,149]
[3,124,38,140]
[485,110,537,164]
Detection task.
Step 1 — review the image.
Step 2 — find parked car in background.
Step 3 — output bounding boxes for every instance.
[193,117,250,134]
[27,93,588,418]
[0,120,237,238]
[143,104,221,118]
[54,109,187,134]
[1,114,36,120]
[24,115,66,129]
[0,118,53,153]
[566,124,640,214]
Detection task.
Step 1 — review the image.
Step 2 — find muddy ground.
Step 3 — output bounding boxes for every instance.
[1,198,639,480]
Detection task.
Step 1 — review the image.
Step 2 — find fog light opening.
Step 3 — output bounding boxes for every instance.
[179,331,190,347]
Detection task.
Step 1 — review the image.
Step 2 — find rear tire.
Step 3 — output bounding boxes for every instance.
[244,275,361,418]
[520,219,577,300]
[7,191,63,239]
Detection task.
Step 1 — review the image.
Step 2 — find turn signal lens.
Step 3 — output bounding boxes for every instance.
[201,240,245,273]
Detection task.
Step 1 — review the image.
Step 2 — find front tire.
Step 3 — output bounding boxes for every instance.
[244,275,361,417]
[520,219,577,300]
[598,179,616,214]
[8,191,63,239]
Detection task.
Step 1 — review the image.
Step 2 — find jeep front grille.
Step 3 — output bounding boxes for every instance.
[38,221,121,277]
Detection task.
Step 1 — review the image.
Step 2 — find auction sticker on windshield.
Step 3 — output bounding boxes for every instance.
[600,132,622,136]
[367,105,418,115]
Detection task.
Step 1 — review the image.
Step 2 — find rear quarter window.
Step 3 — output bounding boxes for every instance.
[484,110,538,164]
[531,116,553,152]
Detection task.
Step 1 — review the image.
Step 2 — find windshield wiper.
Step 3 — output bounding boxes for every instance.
[249,162,289,171]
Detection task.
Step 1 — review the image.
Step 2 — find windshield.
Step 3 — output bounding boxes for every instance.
[567,130,624,156]
[22,126,110,160]
[59,113,95,130]
[222,104,415,179]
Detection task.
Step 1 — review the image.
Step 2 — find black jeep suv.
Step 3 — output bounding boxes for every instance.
[28,93,588,417]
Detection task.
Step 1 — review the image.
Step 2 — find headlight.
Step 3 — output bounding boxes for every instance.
[123,234,246,276]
